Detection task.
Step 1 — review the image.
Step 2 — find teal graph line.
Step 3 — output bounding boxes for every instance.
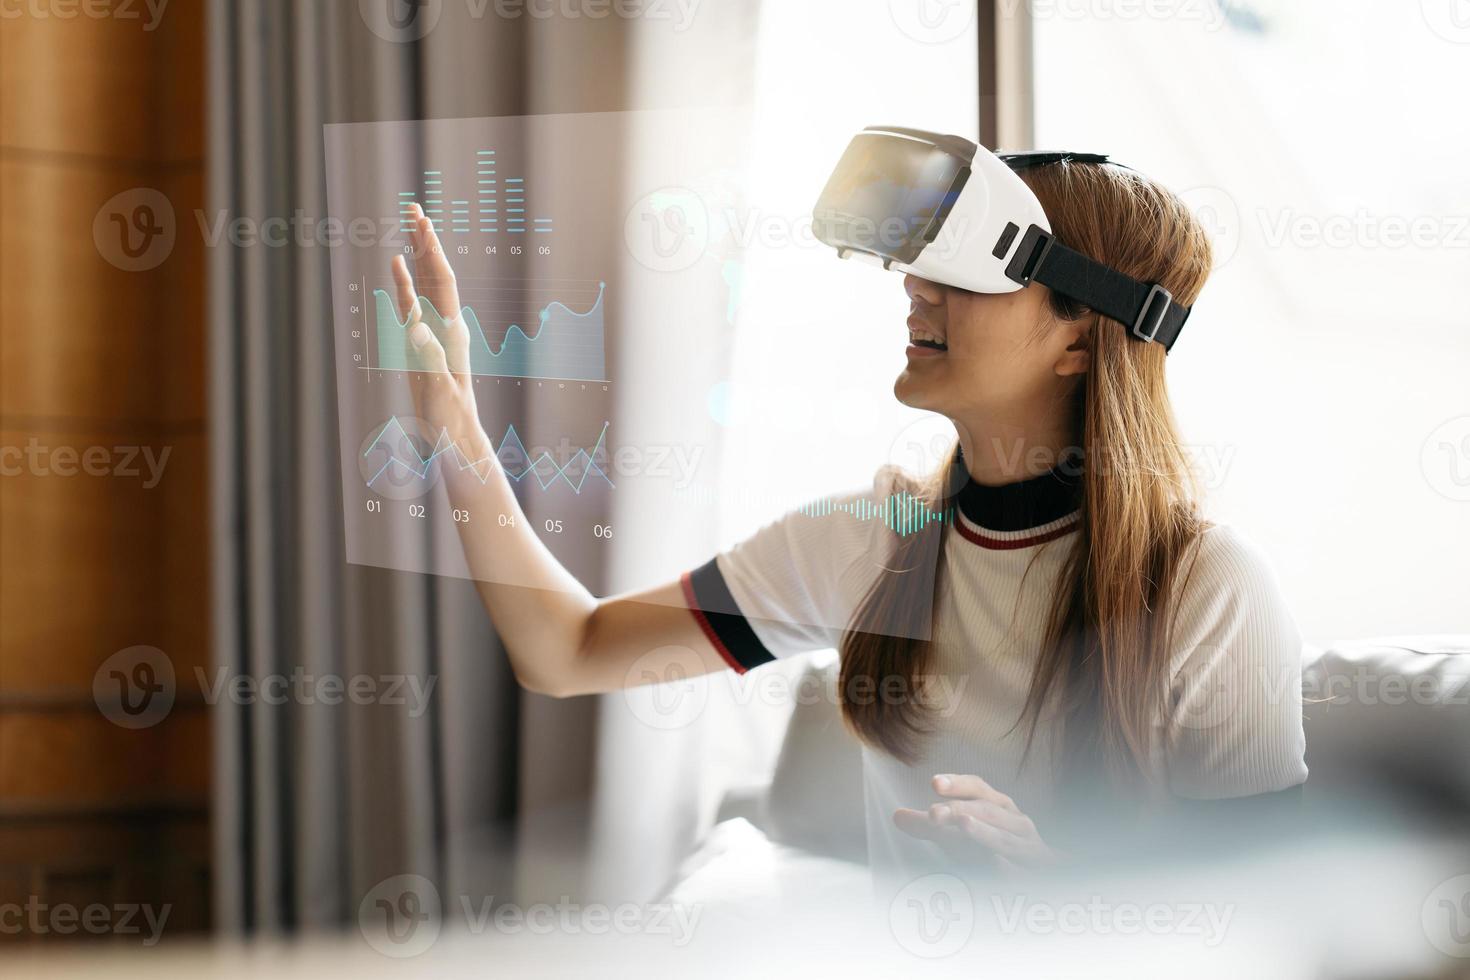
[373,281,606,382]
[363,416,614,493]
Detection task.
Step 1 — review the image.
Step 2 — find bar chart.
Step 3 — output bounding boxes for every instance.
[397,149,555,237]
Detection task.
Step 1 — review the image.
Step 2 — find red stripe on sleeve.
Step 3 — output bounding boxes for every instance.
[679,569,747,675]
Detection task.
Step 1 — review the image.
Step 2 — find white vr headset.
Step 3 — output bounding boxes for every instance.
[812,126,1192,352]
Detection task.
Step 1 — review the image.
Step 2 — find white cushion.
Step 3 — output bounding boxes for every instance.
[761,665,867,862]
[754,636,1470,856]
[1302,636,1470,815]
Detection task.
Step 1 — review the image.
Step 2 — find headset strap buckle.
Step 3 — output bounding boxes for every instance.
[1132,283,1173,344]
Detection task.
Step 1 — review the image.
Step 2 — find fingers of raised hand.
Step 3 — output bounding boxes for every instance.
[401,204,473,376]
[408,319,449,377]
[391,254,422,326]
[439,311,472,377]
[405,203,462,318]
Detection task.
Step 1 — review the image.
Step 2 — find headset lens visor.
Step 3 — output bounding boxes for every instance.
[812,132,970,265]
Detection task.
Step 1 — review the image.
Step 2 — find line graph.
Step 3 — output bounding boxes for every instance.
[362,416,615,493]
[373,279,606,382]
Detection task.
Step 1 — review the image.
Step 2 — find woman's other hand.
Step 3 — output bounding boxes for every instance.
[893,773,1060,872]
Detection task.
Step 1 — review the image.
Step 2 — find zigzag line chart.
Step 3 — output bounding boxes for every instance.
[362,416,615,494]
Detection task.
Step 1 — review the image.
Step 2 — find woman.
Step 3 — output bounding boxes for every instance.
[388,155,1306,884]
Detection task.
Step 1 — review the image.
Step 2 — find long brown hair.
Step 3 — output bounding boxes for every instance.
[839,160,1214,787]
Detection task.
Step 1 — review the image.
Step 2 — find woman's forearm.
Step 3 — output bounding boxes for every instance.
[390,207,727,696]
[438,427,598,694]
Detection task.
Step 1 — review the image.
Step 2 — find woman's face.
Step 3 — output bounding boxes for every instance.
[894,274,1088,421]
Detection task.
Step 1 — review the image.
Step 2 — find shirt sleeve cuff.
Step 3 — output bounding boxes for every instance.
[680,558,777,674]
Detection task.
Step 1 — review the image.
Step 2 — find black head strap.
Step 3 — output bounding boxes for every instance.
[1002,224,1191,352]
[998,150,1120,170]
[996,150,1188,351]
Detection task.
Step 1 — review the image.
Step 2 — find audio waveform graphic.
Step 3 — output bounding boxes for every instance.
[679,485,949,538]
[373,281,606,382]
[796,491,949,537]
[363,416,614,493]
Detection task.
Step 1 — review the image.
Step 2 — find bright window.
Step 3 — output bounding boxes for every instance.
[1034,1,1470,640]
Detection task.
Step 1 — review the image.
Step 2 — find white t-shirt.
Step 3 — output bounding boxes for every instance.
[681,466,1308,883]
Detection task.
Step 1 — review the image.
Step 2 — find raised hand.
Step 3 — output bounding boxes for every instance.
[390,202,490,466]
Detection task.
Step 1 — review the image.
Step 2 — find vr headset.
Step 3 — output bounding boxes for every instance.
[812,126,1192,352]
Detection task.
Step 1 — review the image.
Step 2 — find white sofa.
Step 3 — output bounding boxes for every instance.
[711,636,1470,859]
[664,638,1470,974]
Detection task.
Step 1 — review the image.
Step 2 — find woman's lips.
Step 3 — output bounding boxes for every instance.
[906,314,947,357]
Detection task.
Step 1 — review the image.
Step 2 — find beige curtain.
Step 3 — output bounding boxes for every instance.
[209,0,759,934]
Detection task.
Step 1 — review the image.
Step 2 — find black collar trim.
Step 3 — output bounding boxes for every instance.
[954,451,1082,533]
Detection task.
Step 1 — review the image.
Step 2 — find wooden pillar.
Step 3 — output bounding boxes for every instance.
[0,0,212,941]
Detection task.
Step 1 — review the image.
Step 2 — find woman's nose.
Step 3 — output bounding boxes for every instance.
[903,274,944,308]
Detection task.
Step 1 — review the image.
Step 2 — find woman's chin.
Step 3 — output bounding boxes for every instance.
[893,369,937,410]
